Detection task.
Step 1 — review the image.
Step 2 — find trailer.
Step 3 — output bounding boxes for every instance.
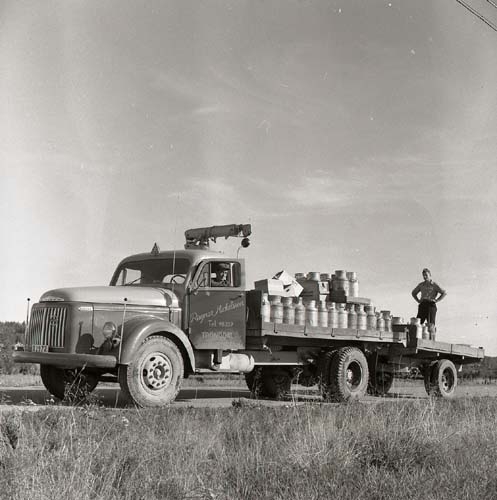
[244,289,483,400]
[13,223,484,406]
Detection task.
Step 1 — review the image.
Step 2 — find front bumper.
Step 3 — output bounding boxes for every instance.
[12,351,117,369]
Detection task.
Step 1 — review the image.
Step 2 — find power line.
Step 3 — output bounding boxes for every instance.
[486,0,497,10]
[455,0,497,33]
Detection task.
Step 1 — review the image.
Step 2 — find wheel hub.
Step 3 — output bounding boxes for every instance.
[142,353,172,390]
[346,362,362,389]
[441,369,454,391]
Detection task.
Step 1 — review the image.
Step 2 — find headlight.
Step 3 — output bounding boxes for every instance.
[102,322,117,340]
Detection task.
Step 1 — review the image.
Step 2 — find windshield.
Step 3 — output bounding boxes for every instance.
[111,258,191,287]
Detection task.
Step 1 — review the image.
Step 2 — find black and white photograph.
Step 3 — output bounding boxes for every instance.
[1,1,497,499]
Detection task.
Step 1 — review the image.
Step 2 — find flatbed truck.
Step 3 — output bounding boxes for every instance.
[13,224,484,406]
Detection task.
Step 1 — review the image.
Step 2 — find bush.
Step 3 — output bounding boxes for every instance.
[0,322,26,375]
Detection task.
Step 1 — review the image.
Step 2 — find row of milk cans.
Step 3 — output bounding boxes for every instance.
[261,293,396,332]
[295,270,360,298]
[410,317,436,340]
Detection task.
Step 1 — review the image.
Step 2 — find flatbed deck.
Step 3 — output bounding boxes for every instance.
[246,322,484,364]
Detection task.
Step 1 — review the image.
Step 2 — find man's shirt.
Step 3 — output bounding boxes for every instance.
[412,280,445,302]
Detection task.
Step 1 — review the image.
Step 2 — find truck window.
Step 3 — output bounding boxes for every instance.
[195,262,241,288]
[112,258,191,286]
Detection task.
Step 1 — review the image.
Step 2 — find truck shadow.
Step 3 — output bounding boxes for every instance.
[0,386,254,409]
[0,386,426,410]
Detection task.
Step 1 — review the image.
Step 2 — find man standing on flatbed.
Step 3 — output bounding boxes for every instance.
[412,268,447,335]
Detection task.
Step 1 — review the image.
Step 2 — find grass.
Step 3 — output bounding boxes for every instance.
[1,397,497,499]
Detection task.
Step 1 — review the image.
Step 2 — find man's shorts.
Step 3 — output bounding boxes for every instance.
[417,300,437,325]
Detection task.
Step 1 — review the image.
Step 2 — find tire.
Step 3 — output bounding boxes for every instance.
[261,367,292,399]
[244,367,260,393]
[424,359,457,399]
[118,336,184,407]
[368,369,394,396]
[318,350,337,401]
[327,347,369,402]
[245,367,292,399]
[40,365,99,402]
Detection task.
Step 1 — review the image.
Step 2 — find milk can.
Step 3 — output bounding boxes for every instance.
[306,300,318,327]
[332,270,350,295]
[261,293,271,322]
[269,295,283,324]
[307,272,320,281]
[294,297,306,325]
[356,304,367,330]
[328,301,339,328]
[337,303,348,328]
[381,310,392,333]
[347,304,357,329]
[365,305,376,330]
[318,299,328,327]
[294,273,306,281]
[347,271,359,298]
[282,296,295,324]
[376,312,385,332]
[410,317,422,339]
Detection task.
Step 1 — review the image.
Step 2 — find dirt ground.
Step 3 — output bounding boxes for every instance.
[1,378,496,412]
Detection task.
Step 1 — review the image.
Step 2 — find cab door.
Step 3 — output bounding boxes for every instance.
[187,261,246,350]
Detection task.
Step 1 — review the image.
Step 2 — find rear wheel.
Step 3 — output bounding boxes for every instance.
[424,359,457,399]
[318,350,337,401]
[244,368,260,393]
[40,365,99,402]
[245,367,292,399]
[119,336,184,407]
[368,369,394,396]
[326,347,369,402]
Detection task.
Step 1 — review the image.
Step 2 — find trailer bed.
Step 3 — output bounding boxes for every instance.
[246,321,484,364]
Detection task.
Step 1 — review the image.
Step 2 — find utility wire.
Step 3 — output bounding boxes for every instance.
[486,0,497,10]
[455,0,497,33]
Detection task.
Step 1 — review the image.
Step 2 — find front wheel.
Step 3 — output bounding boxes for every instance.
[119,336,184,407]
[424,359,457,399]
[40,365,99,402]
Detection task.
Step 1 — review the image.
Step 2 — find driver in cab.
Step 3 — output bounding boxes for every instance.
[211,262,231,287]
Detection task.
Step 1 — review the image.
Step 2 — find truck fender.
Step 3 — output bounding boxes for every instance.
[118,316,195,373]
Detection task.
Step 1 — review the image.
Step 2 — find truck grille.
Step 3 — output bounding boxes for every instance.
[26,306,67,349]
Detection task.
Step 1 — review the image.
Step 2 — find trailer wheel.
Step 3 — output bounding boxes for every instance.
[245,367,292,399]
[118,336,183,407]
[368,370,394,396]
[327,347,369,402]
[40,365,99,402]
[318,350,337,401]
[424,359,457,399]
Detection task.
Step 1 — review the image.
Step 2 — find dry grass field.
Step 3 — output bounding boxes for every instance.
[1,392,497,500]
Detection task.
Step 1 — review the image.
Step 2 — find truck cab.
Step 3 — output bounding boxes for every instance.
[110,249,247,351]
[13,224,253,407]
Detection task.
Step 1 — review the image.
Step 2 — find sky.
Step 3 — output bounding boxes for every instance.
[1,1,497,352]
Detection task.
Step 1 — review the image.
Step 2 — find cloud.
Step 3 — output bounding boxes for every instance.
[192,105,228,116]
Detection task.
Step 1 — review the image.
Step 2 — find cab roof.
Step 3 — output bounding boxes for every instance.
[116,248,235,268]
